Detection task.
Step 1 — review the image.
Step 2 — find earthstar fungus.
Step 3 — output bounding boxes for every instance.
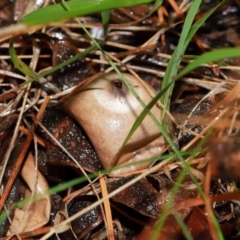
[63,73,166,175]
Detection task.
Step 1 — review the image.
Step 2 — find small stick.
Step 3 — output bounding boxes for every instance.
[0,226,52,240]
[157,6,169,25]
[18,126,46,147]
[99,175,115,240]
[114,44,157,59]
[204,162,219,240]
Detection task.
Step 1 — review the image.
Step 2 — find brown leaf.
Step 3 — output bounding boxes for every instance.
[0,114,18,144]
[67,196,103,239]
[107,175,160,217]
[39,109,102,172]
[8,152,50,234]
[136,208,212,240]
[50,40,95,91]
[184,207,212,240]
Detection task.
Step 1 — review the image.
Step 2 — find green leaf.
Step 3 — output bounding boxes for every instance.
[20,0,154,25]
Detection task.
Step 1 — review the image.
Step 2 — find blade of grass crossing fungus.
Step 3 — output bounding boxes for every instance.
[122,0,233,162]
[66,3,182,162]
[71,0,206,190]
[20,0,155,25]
[121,81,174,148]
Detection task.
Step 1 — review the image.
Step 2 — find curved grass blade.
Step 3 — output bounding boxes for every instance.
[0,149,195,226]
[175,48,240,81]
[10,37,99,83]
[20,0,154,25]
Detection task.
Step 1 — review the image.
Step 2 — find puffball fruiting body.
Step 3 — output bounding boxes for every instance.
[63,73,166,175]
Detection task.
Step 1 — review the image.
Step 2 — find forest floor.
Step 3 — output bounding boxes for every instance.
[0,1,240,239]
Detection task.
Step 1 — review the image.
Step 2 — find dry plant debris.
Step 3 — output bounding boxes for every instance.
[0,0,240,239]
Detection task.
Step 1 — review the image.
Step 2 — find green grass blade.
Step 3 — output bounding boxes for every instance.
[151,166,189,240]
[146,0,163,18]
[0,149,194,225]
[121,81,173,148]
[10,35,98,84]
[151,129,223,240]
[173,213,194,240]
[183,0,227,52]
[38,44,99,79]
[101,10,110,38]
[160,0,227,112]
[175,48,240,81]
[9,39,38,80]
[22,43,99,85]
[161,0,202,111]
[20,0,154,25]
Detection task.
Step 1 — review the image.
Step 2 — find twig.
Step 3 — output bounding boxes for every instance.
[99,175,115,240]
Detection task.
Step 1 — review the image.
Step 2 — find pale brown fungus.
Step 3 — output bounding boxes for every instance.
[62,73,166,176]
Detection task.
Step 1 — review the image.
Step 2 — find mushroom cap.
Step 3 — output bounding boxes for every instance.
[63,73,166,175]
